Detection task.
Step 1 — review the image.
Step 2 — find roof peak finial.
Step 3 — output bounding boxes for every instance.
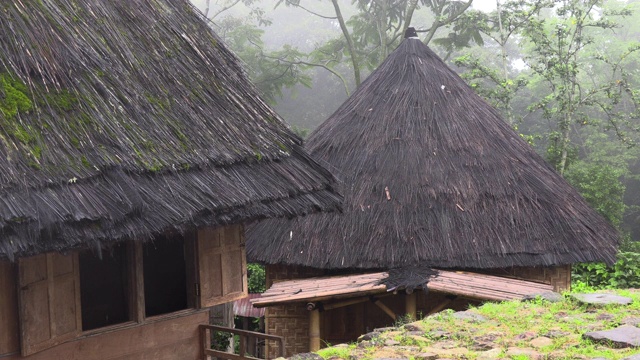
[404,27,419,39]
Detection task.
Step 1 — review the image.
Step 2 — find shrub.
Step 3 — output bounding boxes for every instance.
[572,252,640,289]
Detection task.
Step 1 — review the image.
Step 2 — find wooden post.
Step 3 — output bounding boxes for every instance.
[405,292,417,320]
[309,309,320,352]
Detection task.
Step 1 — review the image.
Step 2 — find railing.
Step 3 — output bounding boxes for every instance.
[200,324,285,360]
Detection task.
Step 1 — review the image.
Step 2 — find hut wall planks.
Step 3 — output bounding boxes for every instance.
[1,310,208,360]
[486,265,572,292]
[0,261,19,355]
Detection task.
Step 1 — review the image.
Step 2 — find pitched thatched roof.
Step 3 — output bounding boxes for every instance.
[247,29,619,270]
[0,0,341,261]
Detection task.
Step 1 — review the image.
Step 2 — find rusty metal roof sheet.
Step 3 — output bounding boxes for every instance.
[251,269,554,307]
[234,293,265,317]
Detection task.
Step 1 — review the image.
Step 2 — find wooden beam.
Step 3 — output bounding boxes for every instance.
[427,297,455,315]
[309,309,320,352]
[405,292,417,320]
[372,299,396,321]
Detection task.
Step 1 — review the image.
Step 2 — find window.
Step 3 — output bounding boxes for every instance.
[79,244,130,330]
[143,236,188,317]
[17,224,247,356]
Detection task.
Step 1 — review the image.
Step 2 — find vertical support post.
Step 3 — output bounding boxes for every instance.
[309,309,321,352]
[405,292,417,320]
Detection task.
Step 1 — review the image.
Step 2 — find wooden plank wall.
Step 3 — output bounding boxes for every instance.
[2,310,208,360]
[0,261,19,356]
[486,265,572,292]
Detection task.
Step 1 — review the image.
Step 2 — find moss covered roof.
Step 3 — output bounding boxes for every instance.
[0,0,340,260]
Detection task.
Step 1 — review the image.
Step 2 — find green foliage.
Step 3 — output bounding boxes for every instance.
[215,18,311,104]
[564,161,626,226]
[572,252,640,289]
[247,263,265,293]
[317,346,352,359]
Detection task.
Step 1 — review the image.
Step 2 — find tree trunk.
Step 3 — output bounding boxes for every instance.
[332,0,361,87]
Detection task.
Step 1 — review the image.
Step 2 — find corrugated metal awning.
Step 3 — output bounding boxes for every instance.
[251,269,554,307]
[234,293,265,317]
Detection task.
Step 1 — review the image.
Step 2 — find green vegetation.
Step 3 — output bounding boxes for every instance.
[0,73,33,118]
[315,289,640,359]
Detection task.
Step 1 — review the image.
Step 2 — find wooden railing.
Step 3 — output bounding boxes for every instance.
[200,324,285,360]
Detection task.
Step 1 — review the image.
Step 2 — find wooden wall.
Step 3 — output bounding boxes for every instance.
[0,261,19,356]
[486,265,572,292]
[2,310,208,360]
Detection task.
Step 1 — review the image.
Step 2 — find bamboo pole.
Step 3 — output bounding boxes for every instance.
[309,309,321,352]
[405,292,417,320]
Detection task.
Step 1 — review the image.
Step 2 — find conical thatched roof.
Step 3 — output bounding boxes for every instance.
[0,0,341,261]
[247,30,619,270]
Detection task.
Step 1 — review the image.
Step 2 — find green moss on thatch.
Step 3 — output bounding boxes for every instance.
[0,73,33,118]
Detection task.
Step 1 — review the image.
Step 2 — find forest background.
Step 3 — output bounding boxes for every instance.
[191,0,640,289]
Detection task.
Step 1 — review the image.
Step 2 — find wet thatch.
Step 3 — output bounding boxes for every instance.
[0,0,340,261]
[247,29,619,270]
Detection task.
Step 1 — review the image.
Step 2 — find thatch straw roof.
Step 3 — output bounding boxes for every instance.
[247,29,619,270]
[0,0,340,261]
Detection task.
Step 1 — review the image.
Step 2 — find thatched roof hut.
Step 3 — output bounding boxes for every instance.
[0,0,340,261]
[247,29,619,270]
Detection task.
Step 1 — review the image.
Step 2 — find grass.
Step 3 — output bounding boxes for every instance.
[314,289,640,359]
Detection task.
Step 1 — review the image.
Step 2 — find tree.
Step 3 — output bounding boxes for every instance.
[451,0,550,124]
[278,0,474,89]
[522,0,640,174]
[202,0,313,103]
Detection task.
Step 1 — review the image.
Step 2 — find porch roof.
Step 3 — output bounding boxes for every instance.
[251,269,554,307]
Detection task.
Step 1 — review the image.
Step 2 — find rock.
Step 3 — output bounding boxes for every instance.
[476,348,503,360]
[404,321,426,332]
[385,339,401,346]
[596,313,615,321]
[289,353,324,360]
[441,348,469,357]
[515,331,537,340]
[427,331,450,340]
[374,327,397,333]
[333,344,349,348]
[452,310,487,322]
[414,353,438,360]
[623,317,640,327]
[583,325,640,348]
[359,332,380,342]
[542,330,570,338]
[357,340,373,348]
[431,341,459,350]
[406,331,425,337]
[506,347,543,360]
[622,354,640,360]
[470,341,495,351]
[523,291,564,303]
[530,336,553,348]
[372,358,410,360]
[571,293,633,306]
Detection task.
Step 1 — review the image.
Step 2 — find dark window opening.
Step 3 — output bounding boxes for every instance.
[143,236,188,317]
[79,244,130,331]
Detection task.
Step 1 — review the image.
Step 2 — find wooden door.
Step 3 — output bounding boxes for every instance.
[18,252,81,356]
[196,224,247,308]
